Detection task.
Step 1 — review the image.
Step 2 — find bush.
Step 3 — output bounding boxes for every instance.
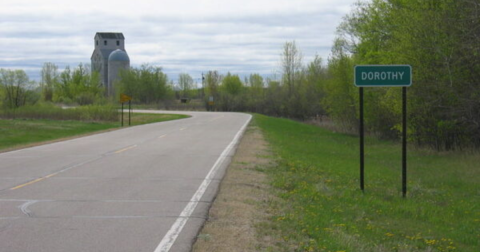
[75,92,96,105]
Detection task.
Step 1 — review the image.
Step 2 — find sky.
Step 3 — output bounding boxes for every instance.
[0,0,357,84]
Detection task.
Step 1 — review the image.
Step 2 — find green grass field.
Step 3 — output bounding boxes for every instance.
[0,113,189,151]
[254,114,479,252]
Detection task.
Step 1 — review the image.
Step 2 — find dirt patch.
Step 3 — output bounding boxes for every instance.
[192,124,280,252]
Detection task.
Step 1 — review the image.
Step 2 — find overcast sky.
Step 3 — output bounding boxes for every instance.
[0,0,357,83]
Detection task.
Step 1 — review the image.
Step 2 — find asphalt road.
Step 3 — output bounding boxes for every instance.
[0,110,251,252]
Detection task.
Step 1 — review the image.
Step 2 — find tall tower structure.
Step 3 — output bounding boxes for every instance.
[91,32,130,96]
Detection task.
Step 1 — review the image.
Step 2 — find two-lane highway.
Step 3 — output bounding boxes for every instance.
[0,111,251,252]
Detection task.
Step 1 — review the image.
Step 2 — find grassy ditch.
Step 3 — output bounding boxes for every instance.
[0,113,189,151]
[255,114,479,252]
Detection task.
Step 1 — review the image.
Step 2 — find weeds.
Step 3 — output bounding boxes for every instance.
[0,103,118,122]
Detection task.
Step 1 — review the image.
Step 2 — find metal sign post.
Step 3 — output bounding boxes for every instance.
[354,65,412,197]
[360,87,365,192]
[402,87,407,197]
[208,96,214,111]
[119,93,132,127]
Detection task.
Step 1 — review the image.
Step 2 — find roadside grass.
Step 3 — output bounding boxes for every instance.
[130,99,207,111]
[254,114,479,252]
[125,113,189,126]
[0,103,119,121]
[0,113,189,151]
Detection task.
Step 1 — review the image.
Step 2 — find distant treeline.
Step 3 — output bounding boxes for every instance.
[1,0,478,150]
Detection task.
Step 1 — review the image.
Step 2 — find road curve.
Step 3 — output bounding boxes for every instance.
[0,110,251,252]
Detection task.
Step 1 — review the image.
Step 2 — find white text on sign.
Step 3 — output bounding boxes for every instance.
[361,71,405,81]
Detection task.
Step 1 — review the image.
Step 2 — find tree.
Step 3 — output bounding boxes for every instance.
[0,69,34,116]
[247,73,264,112]
[264,78,283,116]
[219,73,244,111]
[52,64,104,105]
[303,55,327,119]
[205,70,222,101]
[116,64,172,104]
[55,65,72,102]
[281,41,303,95]
[221,73,243,96]
[40,62,59,102]
[324,38,357,131]
[178,73,194,99]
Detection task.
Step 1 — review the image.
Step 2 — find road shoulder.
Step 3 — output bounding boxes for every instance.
[192,123,280,251]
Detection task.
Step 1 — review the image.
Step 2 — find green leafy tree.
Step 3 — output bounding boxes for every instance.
[221,72,243,96]
[247,73,264,112]
[218,73,244,111]
[263,78,283,116]
[324,39,357,131]
[55,66,72,102]
[0,69,35,116]
[117,64,172,105]
[303,55,327,120]
[52,64,104,105]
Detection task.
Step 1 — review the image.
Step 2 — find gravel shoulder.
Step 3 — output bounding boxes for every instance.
[192,124,280,251]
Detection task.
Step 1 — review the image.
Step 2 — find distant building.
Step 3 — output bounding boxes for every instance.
[91,32,130,96]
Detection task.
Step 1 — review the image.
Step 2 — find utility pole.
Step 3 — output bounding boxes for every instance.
[201,73,205,99]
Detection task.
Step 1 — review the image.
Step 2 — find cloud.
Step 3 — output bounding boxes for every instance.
[0,0,357,81]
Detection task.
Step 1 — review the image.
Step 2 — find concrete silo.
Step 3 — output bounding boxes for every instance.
[108,49,130,96]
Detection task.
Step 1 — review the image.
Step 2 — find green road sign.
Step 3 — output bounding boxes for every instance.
[355,65,412,87]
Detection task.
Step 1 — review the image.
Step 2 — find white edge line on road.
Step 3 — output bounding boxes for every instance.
[154,114,252,252]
